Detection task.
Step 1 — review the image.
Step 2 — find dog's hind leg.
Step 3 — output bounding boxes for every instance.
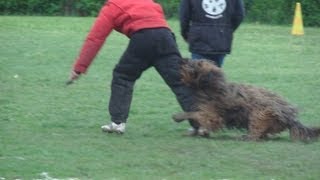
[243,109,283,141]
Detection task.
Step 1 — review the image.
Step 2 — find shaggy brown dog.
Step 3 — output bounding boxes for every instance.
[173,59,320,141]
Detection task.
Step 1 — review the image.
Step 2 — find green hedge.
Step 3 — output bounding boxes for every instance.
[244,0,294,24]
[300,0,320,26]
[244,0,320,27]
[0,0,105,16]
[156,0,180,18]
[1,0,319,26]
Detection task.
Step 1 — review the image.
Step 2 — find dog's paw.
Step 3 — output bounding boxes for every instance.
[198,127,210,138]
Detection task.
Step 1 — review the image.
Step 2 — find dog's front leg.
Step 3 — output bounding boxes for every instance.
[172,112,199,123]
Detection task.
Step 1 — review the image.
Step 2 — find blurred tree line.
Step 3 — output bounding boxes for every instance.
[1,0,319,26]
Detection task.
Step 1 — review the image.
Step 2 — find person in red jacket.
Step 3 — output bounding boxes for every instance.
[68,0,198,134]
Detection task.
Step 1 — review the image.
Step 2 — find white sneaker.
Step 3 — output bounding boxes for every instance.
[101,122,126,134]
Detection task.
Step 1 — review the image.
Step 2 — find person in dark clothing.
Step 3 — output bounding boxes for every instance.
[179,0,245,67]
[67,0,198,134]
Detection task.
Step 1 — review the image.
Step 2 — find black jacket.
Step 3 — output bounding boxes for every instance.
[180,0,245,54]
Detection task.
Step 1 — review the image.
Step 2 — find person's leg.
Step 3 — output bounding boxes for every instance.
[108,67,135,124]
[209,54,226,67]
[154,55,200,130]
[108,31,154,125]
[109,54,150,124]
[191,53,206,60]
[102,51,139,133]
[103,49,149,133]
[152,29,200,130]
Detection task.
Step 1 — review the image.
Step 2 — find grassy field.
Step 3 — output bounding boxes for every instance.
[1,16,320,179]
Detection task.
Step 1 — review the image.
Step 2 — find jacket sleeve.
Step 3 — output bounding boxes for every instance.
[73,3,116,73]
[231,0,245,32]
[179,0,191,41]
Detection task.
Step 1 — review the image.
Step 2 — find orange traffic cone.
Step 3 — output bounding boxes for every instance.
[291,2,304,35]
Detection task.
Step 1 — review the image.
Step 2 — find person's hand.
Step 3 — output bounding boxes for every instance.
[66,70,81,85]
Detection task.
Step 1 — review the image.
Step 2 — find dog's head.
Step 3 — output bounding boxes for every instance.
[180,58,225,89]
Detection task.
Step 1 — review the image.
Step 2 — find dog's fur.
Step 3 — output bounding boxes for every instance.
[173,59,320,141]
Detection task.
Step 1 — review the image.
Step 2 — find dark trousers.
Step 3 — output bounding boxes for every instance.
[108,28,198,128]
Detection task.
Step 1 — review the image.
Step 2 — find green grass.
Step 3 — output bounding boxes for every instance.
[1,16,320,179]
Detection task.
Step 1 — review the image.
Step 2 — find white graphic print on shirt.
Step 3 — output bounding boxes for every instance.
[202,0,227,19]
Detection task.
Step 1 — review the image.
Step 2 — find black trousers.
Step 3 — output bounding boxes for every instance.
[109,28,198,128]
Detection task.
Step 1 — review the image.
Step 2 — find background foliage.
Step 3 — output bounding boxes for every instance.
[244,0,320,27]
[0,0,320,25]
[0,0,105,16]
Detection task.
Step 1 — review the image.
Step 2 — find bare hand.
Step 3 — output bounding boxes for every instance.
[66,70,81,85]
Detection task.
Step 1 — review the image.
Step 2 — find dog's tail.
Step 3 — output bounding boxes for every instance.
[289,121,320,142]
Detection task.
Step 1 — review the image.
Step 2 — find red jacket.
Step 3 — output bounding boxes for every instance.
[73,0,169,73]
